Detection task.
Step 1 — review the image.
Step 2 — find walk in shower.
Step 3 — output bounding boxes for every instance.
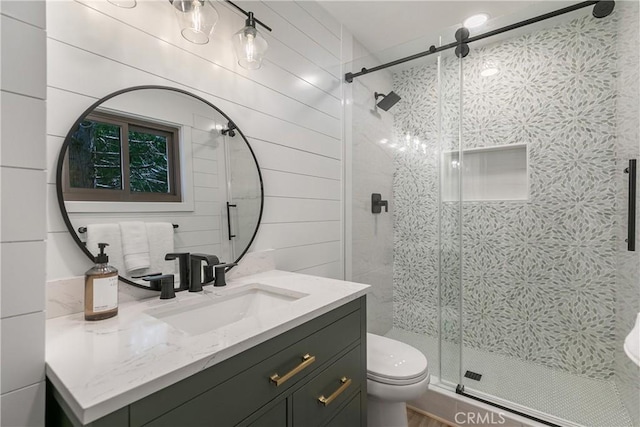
[345,2,639,426]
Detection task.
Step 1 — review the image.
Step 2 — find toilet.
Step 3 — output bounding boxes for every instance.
[366,333,430,427]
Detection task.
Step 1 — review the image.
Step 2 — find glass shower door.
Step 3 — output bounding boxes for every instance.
[437,47,463,390]
[455,7,634,426]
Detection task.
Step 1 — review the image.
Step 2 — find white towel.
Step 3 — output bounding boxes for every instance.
[119,221,151,273]
[145,222,176,276]
[86,224,125,274]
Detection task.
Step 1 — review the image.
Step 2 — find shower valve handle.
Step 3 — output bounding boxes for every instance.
[371,193,388,214]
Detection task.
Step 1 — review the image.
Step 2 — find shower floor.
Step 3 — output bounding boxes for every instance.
[386,327,634,427]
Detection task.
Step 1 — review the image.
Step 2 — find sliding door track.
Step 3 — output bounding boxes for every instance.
[455,384,562,427]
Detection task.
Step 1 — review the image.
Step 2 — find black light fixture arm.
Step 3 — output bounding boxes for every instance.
[225,0,272,32]
[345,0,612,83]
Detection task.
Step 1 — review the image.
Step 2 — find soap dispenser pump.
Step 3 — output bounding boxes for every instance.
[84,243,119,321]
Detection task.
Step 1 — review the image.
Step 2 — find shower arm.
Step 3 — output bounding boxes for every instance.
[345,0,611,83]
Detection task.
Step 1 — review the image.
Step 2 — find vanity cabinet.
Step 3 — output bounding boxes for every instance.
[47,296,367,427]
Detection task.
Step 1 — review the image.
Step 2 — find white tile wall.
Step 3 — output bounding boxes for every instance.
[0,14,46,99]
[1,4,47,425]
[0,1,45,29]
[0,382,46,427]
[1,168,46,242]
[1,241,45,318]
[0,91,46,169]
[345,38,395,334]
[0,312,45,394]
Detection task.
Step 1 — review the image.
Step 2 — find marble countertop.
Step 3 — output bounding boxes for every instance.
[46,270,369,424]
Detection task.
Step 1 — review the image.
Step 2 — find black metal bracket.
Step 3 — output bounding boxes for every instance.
[625,159,636,251]
[225,0,272,32]
[221,121,237,137]
[226,202,237,240]
[455,27,470,58]
[371,193,388,214]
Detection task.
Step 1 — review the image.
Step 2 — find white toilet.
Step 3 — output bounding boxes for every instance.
[366,333,430,427]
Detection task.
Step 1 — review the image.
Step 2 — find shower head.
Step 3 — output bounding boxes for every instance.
[375,91,401,111]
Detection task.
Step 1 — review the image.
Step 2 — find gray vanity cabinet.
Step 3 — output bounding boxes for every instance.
[47,297,367,427]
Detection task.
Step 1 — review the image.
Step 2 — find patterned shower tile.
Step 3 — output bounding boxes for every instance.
[391,11,619,380]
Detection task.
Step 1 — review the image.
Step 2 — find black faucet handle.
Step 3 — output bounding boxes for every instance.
[142,274,176,299]
[213,262,238,287]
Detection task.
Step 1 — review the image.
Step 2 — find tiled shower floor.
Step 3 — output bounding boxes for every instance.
[386,328,634,427]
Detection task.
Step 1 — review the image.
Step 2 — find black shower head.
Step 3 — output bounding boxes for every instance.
[375,91,401,111]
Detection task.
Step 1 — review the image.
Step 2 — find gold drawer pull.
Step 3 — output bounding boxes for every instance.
[318,377,352,406]
[270,354,316,386]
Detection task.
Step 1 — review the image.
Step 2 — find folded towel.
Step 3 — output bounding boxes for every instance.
[146,222,176,276]
[86,224,125,273]
[119,221,151,273]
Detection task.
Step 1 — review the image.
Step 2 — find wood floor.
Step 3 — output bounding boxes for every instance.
[407,408,455,427]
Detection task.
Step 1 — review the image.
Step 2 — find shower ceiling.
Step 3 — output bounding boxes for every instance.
[319,1,575,53]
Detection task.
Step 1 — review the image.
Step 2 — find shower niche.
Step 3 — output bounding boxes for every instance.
[441,143,528,201]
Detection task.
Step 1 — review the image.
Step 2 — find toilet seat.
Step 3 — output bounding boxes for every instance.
[367,333,428,386]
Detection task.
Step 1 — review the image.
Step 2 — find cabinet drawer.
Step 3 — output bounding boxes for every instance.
[247,399,287,427]
[292,345,362,427]
[144,311,361,427]
[323,392,361,427]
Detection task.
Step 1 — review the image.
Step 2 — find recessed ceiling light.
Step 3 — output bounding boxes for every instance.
[464,13,489,29]
[480,67,499,77]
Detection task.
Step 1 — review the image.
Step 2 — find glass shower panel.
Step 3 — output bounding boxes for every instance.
[437,48,463,389]
[457,6,634,426]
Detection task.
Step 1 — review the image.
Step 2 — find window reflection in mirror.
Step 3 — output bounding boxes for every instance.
[65,112,182,202]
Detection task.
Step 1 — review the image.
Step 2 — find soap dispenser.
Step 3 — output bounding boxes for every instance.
[84,243,119,321]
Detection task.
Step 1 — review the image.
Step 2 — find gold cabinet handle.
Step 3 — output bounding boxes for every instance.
[270,354,316,386]
[318,377,352,406]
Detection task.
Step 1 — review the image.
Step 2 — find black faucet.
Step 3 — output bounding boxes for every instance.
[189,254,220,292]
[165,253,190,291]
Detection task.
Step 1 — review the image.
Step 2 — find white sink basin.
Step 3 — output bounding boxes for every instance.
[145,284,308,336]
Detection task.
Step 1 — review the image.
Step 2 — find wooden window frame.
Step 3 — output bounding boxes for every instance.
[63,111,182,203]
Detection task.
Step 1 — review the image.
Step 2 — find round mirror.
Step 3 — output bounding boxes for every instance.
[56,86,263,289]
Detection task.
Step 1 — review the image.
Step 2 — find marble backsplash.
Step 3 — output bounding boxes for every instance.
[46,249,276,319]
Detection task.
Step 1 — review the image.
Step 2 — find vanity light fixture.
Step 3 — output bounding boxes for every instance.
[228,2,272,70]
[463,13,489,29]
[170,0,219,45]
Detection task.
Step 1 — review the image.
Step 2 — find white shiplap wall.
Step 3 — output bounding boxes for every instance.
[0,2,47,426]
[46,0,346,282]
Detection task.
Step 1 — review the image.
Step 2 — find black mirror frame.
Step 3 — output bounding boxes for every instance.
[56,85,264,289]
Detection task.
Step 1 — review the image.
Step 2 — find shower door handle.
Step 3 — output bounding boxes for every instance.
[625,159,636,251]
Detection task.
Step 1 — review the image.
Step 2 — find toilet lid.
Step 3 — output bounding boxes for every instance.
[367,333,428,385]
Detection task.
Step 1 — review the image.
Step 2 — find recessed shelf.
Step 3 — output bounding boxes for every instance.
[441,143,528,202]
